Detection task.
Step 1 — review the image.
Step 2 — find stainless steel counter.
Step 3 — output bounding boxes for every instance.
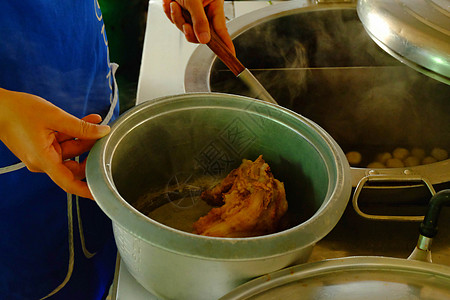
[112,1,450,299]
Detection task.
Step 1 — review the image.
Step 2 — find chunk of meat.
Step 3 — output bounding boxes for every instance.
[193,155,288,237]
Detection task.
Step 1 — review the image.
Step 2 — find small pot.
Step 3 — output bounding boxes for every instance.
[86,93,351,299]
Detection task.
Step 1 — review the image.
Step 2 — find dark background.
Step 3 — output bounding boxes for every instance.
[99,0,148,114]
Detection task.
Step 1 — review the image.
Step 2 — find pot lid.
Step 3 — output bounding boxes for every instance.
[220,256,450,299]
[357,0,450,85]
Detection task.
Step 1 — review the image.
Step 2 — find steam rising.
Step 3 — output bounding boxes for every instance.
[210,9,450,160]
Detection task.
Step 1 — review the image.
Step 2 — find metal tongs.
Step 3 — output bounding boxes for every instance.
[181,9,278,105]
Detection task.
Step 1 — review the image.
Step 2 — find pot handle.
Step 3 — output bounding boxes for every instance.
[352,174,436,221]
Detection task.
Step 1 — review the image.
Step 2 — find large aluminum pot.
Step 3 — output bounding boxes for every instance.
[86,93,351,299]
[184,1,450,212]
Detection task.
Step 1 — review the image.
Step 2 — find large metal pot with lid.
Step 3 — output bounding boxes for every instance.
[184,0,450,219]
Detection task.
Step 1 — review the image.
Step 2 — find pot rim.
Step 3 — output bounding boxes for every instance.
[219,255,450,299]
[86,93,351,259]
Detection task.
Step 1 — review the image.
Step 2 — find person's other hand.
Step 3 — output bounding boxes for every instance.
[163,0,235,54]
[0,88,111,199]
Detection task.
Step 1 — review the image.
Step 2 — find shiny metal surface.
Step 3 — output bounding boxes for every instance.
[357,0,450,84]
[120,1,450,299]
[87,93,352,300]
[408,235,433,262]
[184,1,450,190]
[185,0,352,94]
[220,256,450,299]
[238,68,278,104]
[352,174,436,221]
[308,198,450,267]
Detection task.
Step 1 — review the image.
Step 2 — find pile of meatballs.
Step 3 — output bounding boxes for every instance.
[346,147,448,168]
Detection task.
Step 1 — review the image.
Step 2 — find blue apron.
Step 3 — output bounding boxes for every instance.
[0,1,119,299]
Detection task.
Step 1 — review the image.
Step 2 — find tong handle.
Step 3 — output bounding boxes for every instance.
[181,9,244,76]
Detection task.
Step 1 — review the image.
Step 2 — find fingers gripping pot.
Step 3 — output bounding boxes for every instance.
[86,93,351,299]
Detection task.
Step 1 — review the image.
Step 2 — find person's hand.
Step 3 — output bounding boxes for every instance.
[0,88,111,199]
[163,0,235,54]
